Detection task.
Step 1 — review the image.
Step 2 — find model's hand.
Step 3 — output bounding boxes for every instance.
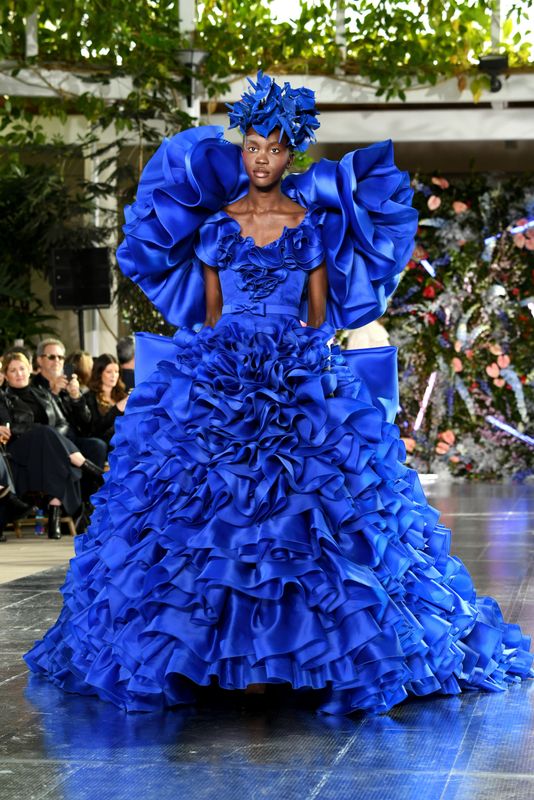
[65,374,81,400]
[116,396,128,413]
[0,425,11,445]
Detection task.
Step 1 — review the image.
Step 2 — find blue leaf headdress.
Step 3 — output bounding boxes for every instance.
[226,71,320,152]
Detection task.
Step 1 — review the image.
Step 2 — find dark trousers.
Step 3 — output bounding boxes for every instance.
[68,435,107,469]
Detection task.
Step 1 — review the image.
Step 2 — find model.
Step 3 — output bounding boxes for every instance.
[25,72,533,714]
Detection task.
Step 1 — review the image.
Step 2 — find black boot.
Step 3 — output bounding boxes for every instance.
[4,491,34,521]
[47,505,62,540]
[81,460,105,479]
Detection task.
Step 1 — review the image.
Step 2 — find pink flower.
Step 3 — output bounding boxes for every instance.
[486,363,500,378]
[439,430,456,445]
[497,354,510,368]
[449,455,460,464]
[402,437,416,453]
[452,357,463,372]
[513,233,526,249]
[431,177,449,189]
[436,442,451,455]
[427,195,441,211]
[493,378,505,388]
[489,343,502,356]
[525,238,534,251]
[452,201,469,214]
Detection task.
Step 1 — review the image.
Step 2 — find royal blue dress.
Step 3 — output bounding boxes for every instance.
[24,127,533,714]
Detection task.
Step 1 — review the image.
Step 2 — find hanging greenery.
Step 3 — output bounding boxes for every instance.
[0,1,532,117]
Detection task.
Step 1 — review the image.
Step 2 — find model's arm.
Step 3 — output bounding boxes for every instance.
[203,264,223,328]
[307,263,327,328]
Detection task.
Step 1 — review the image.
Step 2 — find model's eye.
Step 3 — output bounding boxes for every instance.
[271,148,280,154]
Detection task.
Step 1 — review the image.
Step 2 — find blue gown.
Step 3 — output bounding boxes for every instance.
[24,127,533,714]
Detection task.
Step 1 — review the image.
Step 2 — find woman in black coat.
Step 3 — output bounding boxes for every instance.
[0,352,102,539]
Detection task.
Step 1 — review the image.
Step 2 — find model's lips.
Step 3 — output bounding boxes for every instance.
[253,170,270,177]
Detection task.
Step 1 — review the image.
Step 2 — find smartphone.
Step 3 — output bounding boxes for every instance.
[64,364,75,381]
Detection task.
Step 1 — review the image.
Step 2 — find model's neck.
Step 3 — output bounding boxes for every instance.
[245,184,285,212]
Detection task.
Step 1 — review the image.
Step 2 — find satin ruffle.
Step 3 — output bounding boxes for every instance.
[116,126,248,328]
[283,141,418,329]
[24,316,533,714]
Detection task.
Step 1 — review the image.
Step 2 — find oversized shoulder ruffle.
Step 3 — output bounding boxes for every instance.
[116,126,247,328]
[283,140,418,329]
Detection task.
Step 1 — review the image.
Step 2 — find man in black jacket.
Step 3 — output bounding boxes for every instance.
[33,338,107,470]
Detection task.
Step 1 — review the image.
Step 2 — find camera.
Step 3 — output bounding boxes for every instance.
[478,53,509,93]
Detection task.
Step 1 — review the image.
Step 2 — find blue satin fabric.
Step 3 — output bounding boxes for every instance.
[24,127,533,715]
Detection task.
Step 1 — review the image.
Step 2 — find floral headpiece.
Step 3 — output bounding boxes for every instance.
[226,71,320,152]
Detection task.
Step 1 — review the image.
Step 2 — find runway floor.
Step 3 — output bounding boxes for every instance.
[0,481,533,800]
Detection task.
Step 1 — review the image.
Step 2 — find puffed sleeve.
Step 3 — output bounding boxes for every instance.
[116,126,247,328]
[283,140,418,329]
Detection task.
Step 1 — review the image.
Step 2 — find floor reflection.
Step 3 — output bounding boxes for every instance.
[0,481,532,800]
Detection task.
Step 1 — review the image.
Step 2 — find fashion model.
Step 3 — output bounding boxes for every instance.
[25,73,533,714]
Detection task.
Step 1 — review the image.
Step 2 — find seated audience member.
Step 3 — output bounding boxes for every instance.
[116,336,135,392]
[0,445,33,543]
[65,350,93,394]
[33,338,107,470]
[85,354,128,447]
[1,352,103,539]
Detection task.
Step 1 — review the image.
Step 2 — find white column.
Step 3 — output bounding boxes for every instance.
[25,12,39,58]
[335,0,346,73]
[84,131,120,356]
[491,0,501,48]
[179,0,196,32]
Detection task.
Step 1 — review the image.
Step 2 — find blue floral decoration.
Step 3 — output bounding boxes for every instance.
[226,71,320,152]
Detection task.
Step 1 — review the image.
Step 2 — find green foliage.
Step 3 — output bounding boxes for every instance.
[387,171,534,480]
[0,263,58,351]
[0,1,532,111]
[0,151,105,276]
[0,129,115,349]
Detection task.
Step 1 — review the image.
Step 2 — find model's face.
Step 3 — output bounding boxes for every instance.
[38,344,65,379]
[6,360,30,388]
[242,128,292,189]
[101,362,120,390]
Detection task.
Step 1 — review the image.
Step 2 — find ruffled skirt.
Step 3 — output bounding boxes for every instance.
[24,315,533,713]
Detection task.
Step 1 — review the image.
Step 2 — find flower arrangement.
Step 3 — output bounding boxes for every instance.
[386,172,534,481]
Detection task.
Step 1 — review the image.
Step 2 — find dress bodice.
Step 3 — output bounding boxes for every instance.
[194,207,325,315]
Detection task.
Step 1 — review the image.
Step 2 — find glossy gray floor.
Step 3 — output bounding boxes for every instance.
[0,482,533,800]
